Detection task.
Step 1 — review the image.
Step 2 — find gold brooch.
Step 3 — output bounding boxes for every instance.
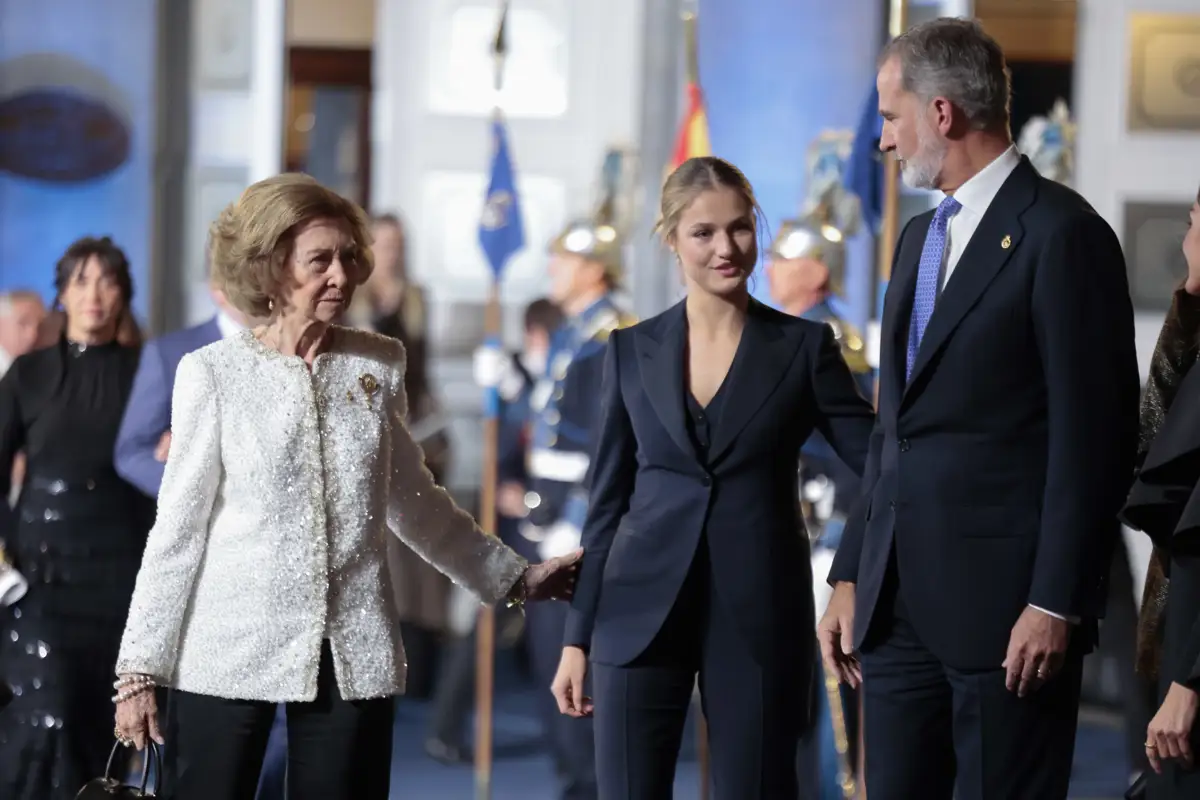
[359,373,380,407]
[1001,234,1012,250]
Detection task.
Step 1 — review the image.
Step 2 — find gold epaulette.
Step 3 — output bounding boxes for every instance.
[593,311,638,342]
[824,317,871,374]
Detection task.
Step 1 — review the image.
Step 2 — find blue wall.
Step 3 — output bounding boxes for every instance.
[0,0,157,320]
[697,0,884,327]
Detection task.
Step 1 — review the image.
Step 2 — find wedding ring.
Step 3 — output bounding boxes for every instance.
[1145,741,1158,750]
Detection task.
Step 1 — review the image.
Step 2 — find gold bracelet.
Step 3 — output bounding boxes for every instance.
[112,682,155,705]
[505,575,528,609]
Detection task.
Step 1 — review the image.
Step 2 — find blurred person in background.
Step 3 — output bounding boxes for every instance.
[0,291,46,378]
[1120,181,1200,799]
[111,174,579,800]
[0,237,155,800]
[477,165,637,799]
[0,290,47,510]
[427,296,565,763]
[357,211,450,697]
[766,195,872,799]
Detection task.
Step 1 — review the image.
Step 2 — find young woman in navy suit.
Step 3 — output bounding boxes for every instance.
[550,156,875,799]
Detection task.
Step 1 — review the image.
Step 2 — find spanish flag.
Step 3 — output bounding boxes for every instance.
[670,81,711,169]
[668,12,710,171]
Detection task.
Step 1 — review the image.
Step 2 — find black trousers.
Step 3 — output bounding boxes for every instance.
[164,641,393,800]
[591,544,805,800]
[859,567,1083,800]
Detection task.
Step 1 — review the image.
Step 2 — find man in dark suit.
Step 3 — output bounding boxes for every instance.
[114,286,287,800]
[818,18,1140,799]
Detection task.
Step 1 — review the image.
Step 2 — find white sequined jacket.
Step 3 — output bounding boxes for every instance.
[116,328,527,702]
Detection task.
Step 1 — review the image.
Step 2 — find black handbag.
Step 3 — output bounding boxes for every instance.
[1125,771,1149,800]
[76,740,161,798]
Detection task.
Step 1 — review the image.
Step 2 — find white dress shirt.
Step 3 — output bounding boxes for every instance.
[939,144,1021,292]
[117,327,527,701]
[934,145,1077,625]
[214,309,244,340]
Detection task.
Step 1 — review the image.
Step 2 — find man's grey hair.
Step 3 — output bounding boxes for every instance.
[881,17,1012,134]
[0,289,44,318]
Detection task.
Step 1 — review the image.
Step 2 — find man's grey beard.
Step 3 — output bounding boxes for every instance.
[900,121,948,190]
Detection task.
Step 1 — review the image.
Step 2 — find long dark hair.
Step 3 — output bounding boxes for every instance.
[52,236,139,345]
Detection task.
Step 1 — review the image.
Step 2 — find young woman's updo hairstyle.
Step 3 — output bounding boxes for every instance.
[653,156,769,250]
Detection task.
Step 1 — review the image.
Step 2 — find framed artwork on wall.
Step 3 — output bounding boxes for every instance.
[1124,200,1191,312]
[1127,13,1200,132]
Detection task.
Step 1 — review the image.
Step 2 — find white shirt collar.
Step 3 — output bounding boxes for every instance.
[0,347,11,376]
[948,144,1021,216]
[215,310,245,340]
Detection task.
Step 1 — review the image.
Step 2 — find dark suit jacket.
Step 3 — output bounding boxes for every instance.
[114,317,222,497]
[828,158,1141,670]
[564,299,874,668]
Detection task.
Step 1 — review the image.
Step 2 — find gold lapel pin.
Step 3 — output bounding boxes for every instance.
[359,373,380,408]
[1001,234,1012,249]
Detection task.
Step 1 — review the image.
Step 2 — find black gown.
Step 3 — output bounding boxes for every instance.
[1122,289,1200,800]
[0,338,154,799]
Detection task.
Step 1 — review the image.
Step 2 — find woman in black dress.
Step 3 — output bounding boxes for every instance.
[1121,183,1200,798]
[0,237,154,799]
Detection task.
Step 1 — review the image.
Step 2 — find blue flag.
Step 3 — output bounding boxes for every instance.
[478,115,525,279]
[844,84,884,236]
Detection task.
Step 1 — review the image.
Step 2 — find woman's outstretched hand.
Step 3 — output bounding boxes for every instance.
[521,548,582,602]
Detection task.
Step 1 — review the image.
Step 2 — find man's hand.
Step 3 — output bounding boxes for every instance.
[154,431,172,463]
[1146,681,1199,773]
[1003,606,1071,697]
[817,582,861,688]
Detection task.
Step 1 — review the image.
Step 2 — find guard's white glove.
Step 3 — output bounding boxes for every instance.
[0,556,28,608]
[472,345,525,401]
[537,520,582,561]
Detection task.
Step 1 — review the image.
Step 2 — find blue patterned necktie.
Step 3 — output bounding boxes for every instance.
[906,196,961,380]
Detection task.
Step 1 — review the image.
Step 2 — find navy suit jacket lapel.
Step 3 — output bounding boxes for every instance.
[901,159,1038,406]
[636,302,693,460]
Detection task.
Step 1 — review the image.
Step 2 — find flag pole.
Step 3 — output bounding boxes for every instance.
[676,7,712,798]
[474,4,511,798]
[863,9,906,792]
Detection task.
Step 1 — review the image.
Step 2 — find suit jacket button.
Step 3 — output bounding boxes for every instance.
[898,439,911,452]
[889,500,897,510]
[701,475,712,487]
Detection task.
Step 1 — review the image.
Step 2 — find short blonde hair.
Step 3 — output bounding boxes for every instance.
[209,173,374,319]
[653,157,767,251]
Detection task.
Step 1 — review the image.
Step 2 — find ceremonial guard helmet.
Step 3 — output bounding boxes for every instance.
[768,131,861,298]
[549,148,637,284]
[769,131,869,374]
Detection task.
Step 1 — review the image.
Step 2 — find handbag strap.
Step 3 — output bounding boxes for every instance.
[103,740,162,795]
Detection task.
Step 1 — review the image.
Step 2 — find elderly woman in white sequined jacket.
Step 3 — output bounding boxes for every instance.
[111,174,579,800]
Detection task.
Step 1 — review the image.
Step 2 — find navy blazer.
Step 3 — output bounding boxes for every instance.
[114,317,222,497]
[564,298,875,667]
[828,158,1141,670]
